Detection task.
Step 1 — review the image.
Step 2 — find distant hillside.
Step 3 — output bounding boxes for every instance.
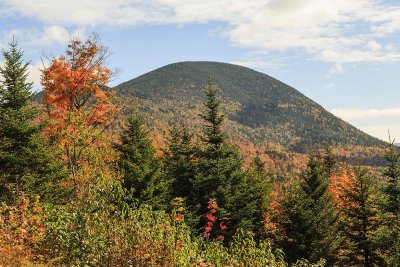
[114,61,386,152]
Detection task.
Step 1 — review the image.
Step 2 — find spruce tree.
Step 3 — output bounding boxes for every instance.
[115,113,170,209]
[0,40,66,203]
[339,167,382,267]
[378,142,400,265]
[281,154,341,264]
[193,80,269,236]
[164,122,196,202]
[237,156,271,234]
[382,143,400,214]
[322,147,337,177]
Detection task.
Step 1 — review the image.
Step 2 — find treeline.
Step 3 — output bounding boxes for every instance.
[0,35,399,267]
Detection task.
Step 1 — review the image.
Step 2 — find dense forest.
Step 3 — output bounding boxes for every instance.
[1,34,400,266]
[115,61,386,150]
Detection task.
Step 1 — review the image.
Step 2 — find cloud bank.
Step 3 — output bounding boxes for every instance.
[331,107,400,120]
[2,0,400,66]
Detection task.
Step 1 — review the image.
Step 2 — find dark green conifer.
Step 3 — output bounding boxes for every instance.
[378,142,400,266]
[340,167,381,267]
[281,154,341,264]
[382,143,400,214]
[0,39,66,203]
[115,113,170,209]
[164,122,196,202]
[193,80,269,236]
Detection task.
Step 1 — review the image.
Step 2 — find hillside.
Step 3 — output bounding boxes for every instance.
[114,61,386,153]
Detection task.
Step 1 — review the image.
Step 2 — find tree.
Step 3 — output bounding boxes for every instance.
[164,122,196,203]
[339,167,382,267]
[237,157,271,235]
[41,33,118,198]
[280,154,341,264]
[0,39,66,203]
[382,142,400,215]
[193,80,269,236]
[322,147,337,177]
[378,142,400,265]
[114,113,170,209]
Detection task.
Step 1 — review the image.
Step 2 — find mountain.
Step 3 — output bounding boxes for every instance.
[114,61,385,152]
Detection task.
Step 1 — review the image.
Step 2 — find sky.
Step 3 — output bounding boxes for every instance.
[1,0,399,142]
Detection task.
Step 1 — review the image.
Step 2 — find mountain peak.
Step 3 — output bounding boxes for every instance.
[115,61,385,152]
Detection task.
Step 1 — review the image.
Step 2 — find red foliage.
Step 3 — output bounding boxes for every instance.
[203,199,227,241]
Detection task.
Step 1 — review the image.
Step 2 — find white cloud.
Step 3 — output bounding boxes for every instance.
[331,107,400,141]
[331,107,400,120]
[356,124,400,142]
[31,26,72,46]
[27,62,44,89]
[1,26,82,49]
[2,0,400,67]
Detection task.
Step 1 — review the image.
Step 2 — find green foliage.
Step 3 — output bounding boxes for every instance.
[164,122,196,201]
[339,167,382,266]
[114,113,171,209]
[280,154,341,265]
[376,143,400,266]
[0,39,32,109]
[192,81,270,236]
[41,180,322,267]
[382,142,400,214]
[0,40,66,204]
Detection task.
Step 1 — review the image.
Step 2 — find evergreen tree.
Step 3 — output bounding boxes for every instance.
[0,40,66,203]
[322,147,337,177]
[339,167,382,267]
[193,80,269,236]
[378,142,400,266]
[237,157,271,235]
[164,122,196,202]
[115,113,170,209]
[281,154,341,264]
[382,143,400,214]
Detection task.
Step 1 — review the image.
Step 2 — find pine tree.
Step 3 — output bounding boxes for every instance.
[193,80,269,236]
[281,154,341,264]
[339,167,382,267]
[0,40,66,203]
[114,113,170,209]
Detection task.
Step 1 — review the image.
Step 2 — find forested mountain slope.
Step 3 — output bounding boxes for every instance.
[114,61,385,152]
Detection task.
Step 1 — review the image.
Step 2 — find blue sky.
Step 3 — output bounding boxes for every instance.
[1,0,399,142]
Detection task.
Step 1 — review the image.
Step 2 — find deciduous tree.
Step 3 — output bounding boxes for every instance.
[41,34,118,198]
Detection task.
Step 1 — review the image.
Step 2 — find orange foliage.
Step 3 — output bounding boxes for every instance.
[41,34,120,199]
[41,35,117,148]
[0,195,46,266]
[328,164,352,207]
[264,184,286,238]
[42,34,115,132]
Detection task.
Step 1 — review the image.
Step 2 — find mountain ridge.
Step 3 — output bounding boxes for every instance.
[114,61,386,152]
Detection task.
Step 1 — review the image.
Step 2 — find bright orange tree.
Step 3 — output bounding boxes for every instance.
[41,34,119,196]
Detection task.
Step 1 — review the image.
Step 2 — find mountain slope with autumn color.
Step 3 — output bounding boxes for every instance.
[114,61,385,152]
